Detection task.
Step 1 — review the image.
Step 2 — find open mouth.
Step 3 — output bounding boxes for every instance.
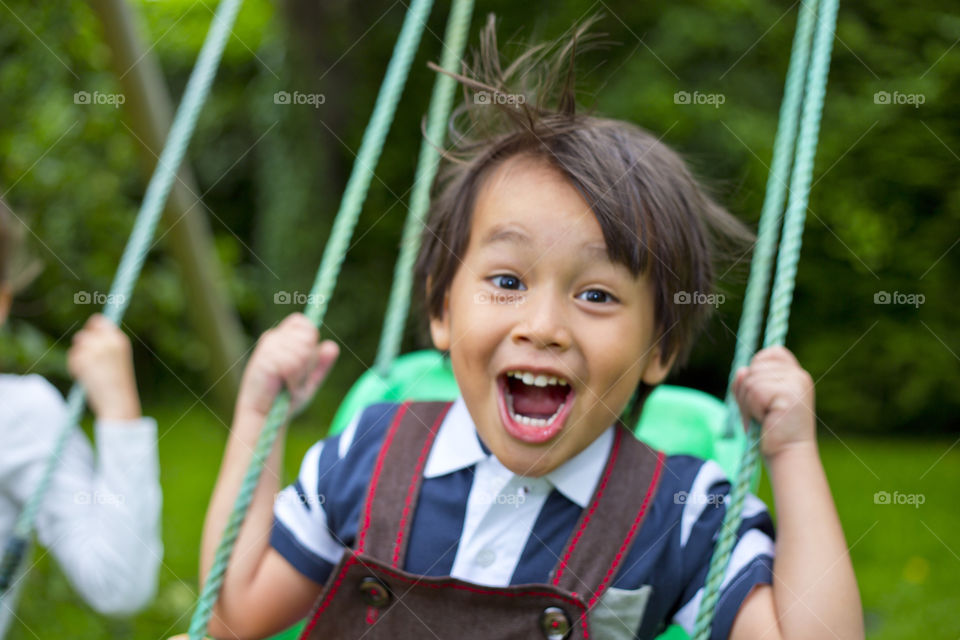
[496,370,575,444]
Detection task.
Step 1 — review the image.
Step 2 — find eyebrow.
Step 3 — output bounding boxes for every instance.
[582,243,610,261]
[481,225,530,247]
[480,224,611,262]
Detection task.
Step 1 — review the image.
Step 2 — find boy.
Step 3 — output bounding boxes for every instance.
[200,17,862,640]
[0,205,162,634]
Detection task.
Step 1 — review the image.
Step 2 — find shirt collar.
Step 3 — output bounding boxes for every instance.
[423,396,487,478]
[543,425,614,508]
[423,396,615,509]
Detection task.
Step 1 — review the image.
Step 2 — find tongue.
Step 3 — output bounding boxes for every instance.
[507,377,568,419]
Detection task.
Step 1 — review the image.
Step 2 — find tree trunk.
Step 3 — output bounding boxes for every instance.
[88,0,246,417]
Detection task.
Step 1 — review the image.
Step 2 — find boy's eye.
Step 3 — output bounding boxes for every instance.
[490,274,525,290]
[577,289,617,304]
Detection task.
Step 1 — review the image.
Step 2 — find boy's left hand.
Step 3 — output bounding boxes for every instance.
[732,345,816,460]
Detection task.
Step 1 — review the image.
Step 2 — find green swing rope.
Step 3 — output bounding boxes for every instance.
[0,0,244,598]
[373,0,475,376]
[186,0,436,636]
[719,0,817,440]
[693,0,839,637]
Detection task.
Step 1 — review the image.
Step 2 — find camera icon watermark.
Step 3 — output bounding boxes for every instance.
[674,91,725,108]
[475,489,527,508]
[74,490,125,505]
[474,291,526,306]
[474,91,526,106]
[873,290,924,308]
[673,290,725,308]
[674,491,727,506]
[873,91,925,108]
[274,291,325,306]
[74,91,126,108]
[74,291,126,306]
[274,90,326,108]
[873,490,924,508]
[274,490,326,509]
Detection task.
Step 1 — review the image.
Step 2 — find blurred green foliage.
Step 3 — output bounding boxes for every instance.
[0,0,957,436]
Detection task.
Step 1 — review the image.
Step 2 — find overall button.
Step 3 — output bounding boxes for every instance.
[358,576,391,607]
[475,548,496,567]
[539,606,571,640]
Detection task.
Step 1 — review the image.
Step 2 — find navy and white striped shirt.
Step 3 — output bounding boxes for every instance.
[271,397,775,639]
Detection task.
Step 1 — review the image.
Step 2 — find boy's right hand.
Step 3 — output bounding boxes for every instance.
[68,314,142,421]
[237,313,339,418]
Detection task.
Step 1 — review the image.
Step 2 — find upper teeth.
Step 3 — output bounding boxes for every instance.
[506,370,569,388]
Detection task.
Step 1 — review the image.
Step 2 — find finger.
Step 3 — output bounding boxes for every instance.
[753,345,796,366]
[748,354,793,370]
[304,341,339,389]
[291,312,316,330]
[746,366,788,386]
[261,327,305,353]
[739,403,751,432]
[293,321,320,345]
[734,379,752,431]
[732,366,747,395]
[281,312,315,334]
[277,329,320,361]
[294,344,321,391]
[292,343,339,413]
[733,371,752,429]
[739,369,775,423]
[273,320,318,351]
[279,312,302,327]
[290,328,320,352]
[273,346,310,382]
[299,341,336,383]
[744,357,797,384]
[317,340,339,367]
[89,314,116,333]
[745,381,778,423]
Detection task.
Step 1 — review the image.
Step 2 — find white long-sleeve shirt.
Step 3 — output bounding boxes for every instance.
[0,373,162,636]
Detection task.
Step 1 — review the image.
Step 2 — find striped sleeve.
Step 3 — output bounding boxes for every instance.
[670,459,776,640]
[270,403,399,585]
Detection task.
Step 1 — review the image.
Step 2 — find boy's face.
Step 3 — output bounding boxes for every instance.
[430,155,673,477]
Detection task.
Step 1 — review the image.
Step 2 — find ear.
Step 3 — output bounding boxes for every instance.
[640,343,676,386]
[427,276,451,352]
[0,284,10,327]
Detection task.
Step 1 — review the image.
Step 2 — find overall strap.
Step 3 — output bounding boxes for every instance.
[550,426,666,607]
[354,400,453,568]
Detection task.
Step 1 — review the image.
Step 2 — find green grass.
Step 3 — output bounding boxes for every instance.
[7,400,959,639]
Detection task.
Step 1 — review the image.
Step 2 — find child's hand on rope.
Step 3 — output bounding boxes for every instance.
[67,314,142,421]
[238,313,339,419]
[732,345,817,461]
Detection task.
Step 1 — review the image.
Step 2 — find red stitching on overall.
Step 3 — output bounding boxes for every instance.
[590,451,665,607]
[391,406,445,567]
[552,428,623,587]
[355,402,410,555]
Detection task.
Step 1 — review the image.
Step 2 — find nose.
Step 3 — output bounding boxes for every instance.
[510,290,572,351]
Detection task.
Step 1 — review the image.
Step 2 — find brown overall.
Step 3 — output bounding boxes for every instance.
[301,401,666,640]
